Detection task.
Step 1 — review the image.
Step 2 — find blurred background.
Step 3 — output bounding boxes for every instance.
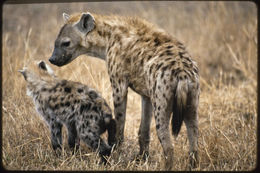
[2,1,257,171]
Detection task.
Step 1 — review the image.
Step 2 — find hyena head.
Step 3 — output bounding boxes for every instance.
[49,12,96,67]
[19,60,56,84]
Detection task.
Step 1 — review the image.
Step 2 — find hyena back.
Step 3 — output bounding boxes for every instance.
[19,60,116,162]
[49,12,199,170]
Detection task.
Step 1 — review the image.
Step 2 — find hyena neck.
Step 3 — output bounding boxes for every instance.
[26,77,57,98]
[85,15,128,61]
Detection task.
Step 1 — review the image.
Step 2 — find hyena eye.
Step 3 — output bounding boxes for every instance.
[61,41,70,47]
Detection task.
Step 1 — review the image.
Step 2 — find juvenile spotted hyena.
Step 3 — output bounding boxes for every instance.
[49,12,199,170]
[19,60,116,162]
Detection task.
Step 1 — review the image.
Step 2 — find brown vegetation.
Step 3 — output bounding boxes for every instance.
[2,1,257,171]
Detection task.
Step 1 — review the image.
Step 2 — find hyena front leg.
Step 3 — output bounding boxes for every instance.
[107,119,117,147]
[49,119,63,151]
[111,78,128,145]
[184,86,199,169]
[66,121,80,152]
[138,95,153,160]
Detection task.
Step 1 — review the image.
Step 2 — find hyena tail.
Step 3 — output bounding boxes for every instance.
[172,79,188,137]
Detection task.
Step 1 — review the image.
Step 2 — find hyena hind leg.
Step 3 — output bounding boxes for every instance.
[153,99,174,170]
[78,124,112,164]
[184,89,199,169]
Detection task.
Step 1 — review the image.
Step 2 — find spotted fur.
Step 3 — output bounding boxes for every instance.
[19,60,116,163]
[49,12,200,170]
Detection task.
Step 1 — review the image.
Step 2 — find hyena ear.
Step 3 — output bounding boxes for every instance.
[18,69,27,80]
[38,60,47,71]
[38,60,55,75]
[63,12,70,23]
[76,12,95,35]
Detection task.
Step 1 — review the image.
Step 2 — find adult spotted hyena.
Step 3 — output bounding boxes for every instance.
[19,60,116,163]
[49,12,200,170]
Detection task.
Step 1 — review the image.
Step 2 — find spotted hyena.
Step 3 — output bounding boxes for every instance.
[19,60,116,163]
[49,12,200,170]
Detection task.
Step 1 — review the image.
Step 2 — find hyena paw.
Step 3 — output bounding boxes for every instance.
[189,151,199,169]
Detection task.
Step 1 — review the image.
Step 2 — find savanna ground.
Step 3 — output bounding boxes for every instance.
[2,1,257,171]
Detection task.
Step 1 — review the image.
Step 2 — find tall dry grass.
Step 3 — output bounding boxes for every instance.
[2,1,257,171]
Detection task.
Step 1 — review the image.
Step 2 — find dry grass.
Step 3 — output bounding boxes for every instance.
[2,1,257,171]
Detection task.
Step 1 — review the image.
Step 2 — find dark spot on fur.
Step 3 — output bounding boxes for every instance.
[159,53,165,57]
[77,88,83,93]
[170,61,176,66]
[64,87,71,93]
[52,97,57,102]
[166,50,173,56]
[97,30,102,36]
[149,64,153,74]
[194,67,199,74]
[156,124,160,130]
[54,104,59,110]
[154,38,161,46]
[80,103,91,114]
[156,63,163,71]
[179,52,185,58]
[164,39,171,43]
[92,106,98,112]
[147,55,152,61]
[153,102,157,108]
[140,58,144,66]
[161,66,168,78]
[167,45,173,49]
[114,34,121,42]
[117,113,123,117]
[144,38,150,42]
[89,91,98,99]
[105,113,112,120]
[41,88,47,92]
[61,80,67,86]
[158,106,161,111]
[90,141,94,147]
[114,103,121,108]
[65,102,70,107]
[161,71,165,78]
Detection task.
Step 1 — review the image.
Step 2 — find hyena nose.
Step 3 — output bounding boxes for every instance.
[49,57,55,64]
